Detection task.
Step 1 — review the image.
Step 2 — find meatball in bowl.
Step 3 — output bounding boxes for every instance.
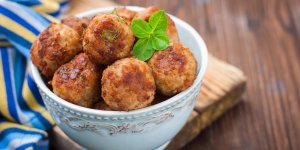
[83,13,135,65]
[30,6,208,150]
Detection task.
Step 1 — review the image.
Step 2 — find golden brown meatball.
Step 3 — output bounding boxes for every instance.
[101,58,156,111]
[30,23,82,79]
[134,6,180,42]
[83,14,135,65]
[61,16,90,36]
[115,7,137,24]
[52,53,102,108]
[147,43,197,96]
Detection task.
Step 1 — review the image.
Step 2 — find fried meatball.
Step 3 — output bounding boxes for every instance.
[30,23,82,79]
[115,7,137,24]
[147,43,197,96]
[52,53,102,108]
[83,14,135,65]
[62,16,90,36]
[134,6,180,42]
[102,58,156,111]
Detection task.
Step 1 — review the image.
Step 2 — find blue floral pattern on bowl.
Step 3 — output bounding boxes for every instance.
[40,81,200,136]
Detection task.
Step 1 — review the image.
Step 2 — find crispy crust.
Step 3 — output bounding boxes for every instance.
[134,6,160,20]
[147,43,197,96]
[62,16,90,36]
[52,53,102,108]
[83,14,135,65]
[116,7,137,24]
[134,6,180,42]
[30,23,82,79]
[101,58,156,111]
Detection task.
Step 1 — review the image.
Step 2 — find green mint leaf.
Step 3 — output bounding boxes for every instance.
[131,19,152,38]
[131,9,170,61]
[132,39,155,61]
[149,10,168,32]
[151,30,170,50]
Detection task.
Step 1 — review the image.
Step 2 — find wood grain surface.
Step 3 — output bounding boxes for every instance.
[111,0,300,150]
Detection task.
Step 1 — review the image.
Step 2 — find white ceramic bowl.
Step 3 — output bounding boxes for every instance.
[31,6,208,150]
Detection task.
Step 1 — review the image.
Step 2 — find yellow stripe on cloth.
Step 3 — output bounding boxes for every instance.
[22,80,55,125]
[0,42,12,47]
[31,0,59,14]
[41,13,59,23]
[0,122,47,136]
[0,15,36,43]
[0,56,14,121]
[50,0,66,3]
[26,147,33,150]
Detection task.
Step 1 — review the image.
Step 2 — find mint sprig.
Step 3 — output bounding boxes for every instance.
[131,10,170,61]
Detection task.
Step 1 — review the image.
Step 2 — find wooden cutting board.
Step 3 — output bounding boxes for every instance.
[49,0,247,149]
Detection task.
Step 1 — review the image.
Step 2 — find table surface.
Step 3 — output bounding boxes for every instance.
[113,0,300,150]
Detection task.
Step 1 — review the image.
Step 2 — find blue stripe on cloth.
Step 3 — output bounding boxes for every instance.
[27,75,45,107]
[9,40,31,59]
[1,48,51,130]
[21,3,52,26]
[0,38,8,42]
[58,0,69,14]
[49,9,61,17]
[7,0,42,7]
[16,99,46,130]
[0,117,5,123]
[0,128,46,149]
[21,76,52,130]
[0,26,32,52]
[0,1,52,28]
[60,1,69,7]
[16,139,49,150]
[16,143,35,150]
[0,127,47,139]
[0,49,20,123]
[1,1,51,32]
[13,49,27,102]
[0,6,40,35]
[18,94,51,130]
[39,14,54,25]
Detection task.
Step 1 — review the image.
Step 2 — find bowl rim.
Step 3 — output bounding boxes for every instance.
[30,6,208,116]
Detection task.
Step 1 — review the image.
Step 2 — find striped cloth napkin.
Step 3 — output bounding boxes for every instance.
[0,0,69,149]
